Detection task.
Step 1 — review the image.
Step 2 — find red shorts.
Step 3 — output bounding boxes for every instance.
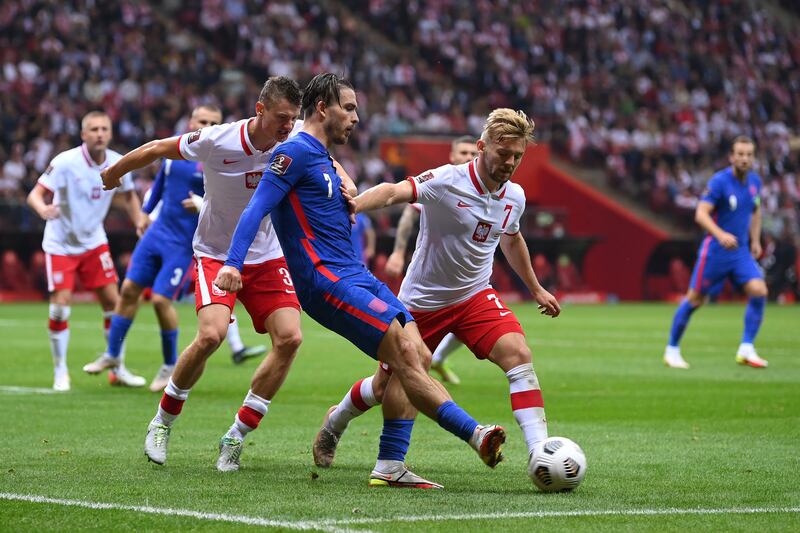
[411,288,524,359]
[45,244,118,292]
[194,256,300,334]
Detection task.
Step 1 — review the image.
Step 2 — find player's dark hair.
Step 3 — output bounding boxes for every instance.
[258,76,302,108]
[302,73,354,118]
[451,135,476,148]
[731,136,755,151]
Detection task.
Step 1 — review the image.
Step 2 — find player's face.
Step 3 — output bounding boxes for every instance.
[449,142,478,165]
[324,88,359,145]
[257,98,300,142]
[729,141,755,175]
[188,108,222,131]
[479,136,526,184]
[80,116,112,152]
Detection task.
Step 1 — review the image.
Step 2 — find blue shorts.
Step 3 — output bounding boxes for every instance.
[689,237,762,295]
[126,231,194,299]
[299,271,414,359]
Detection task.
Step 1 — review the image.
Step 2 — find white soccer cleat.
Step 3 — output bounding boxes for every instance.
[469,424,506,468]
[368,464,443,489]
[736,345,768,368]
[83,354,119,374]
[149,365,175,392]
[312,405,340,468]
[663,346,690,369]
[216,436,244,472]
[109,366,146,387]
[144,421,171,465]
[53,372,71,392]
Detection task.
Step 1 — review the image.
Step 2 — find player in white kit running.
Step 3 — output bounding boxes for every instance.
[26,111,147,391]
[314,109,560,479]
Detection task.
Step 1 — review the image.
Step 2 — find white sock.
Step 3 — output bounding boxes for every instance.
[226,314,245,354]
[507,363,548,455]
[431,333,461,365]
[155,378,191,426]
[229,389,270,439]
[327,376,380,434]
[374,459,403,473]
[49,303,71,372]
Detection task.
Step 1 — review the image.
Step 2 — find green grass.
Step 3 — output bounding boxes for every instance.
[1,302,798,531]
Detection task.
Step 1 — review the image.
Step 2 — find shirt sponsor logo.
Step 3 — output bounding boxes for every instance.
[269,154,293,175]
[416,171,434,184]
[245,171,263,189]
[472,221,492,242]
[187,130,202,144]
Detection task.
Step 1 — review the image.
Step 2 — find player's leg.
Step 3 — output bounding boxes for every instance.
[430,332,462,385]
[85,279,145,373]
[227,314,267,364]
[735,256,769,367]
[45,252,76,391]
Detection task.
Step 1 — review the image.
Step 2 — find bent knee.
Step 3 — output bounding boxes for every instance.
[195,328,226,353]
[493,343,532,370]
[272,329,303,354]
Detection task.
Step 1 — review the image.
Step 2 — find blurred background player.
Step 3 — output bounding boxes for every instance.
[664,136,769,369]
[385,136,478,385]
[320,109,560,482]
[26,111,146,391]
[351,212,376,267]
[84,105,265,392]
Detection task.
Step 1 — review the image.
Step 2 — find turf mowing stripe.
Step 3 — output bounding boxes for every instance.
[0,492,366,533]
[0,386,61,395]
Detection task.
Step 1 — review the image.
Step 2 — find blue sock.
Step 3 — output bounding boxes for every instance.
[436,400,479,442]
[107,315,133,358]
[160,329,179,366]
[742,296,765,344]
[668,298,698,347]
[377,419,414,461]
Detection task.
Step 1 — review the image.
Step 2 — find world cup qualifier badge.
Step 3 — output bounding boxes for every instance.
[187,130,202,144]
[269,154,293,175]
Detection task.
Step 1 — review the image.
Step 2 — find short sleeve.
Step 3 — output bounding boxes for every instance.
[700,175,724,207]
[178,126,216,161]
[504,200,525,235]
[408,165,451,205]
[37,159,64,192]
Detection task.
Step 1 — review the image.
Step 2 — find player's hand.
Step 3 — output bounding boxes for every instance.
[750,240,762,259]
[100,167,122,191]
[340,185,356,224]
[385,251,405,278]
[214,266,243,293]
[716,231,738,250]
[533,287,561,318]
[135,213,151,237]
[38,204,60,220]
[181,191,202,213]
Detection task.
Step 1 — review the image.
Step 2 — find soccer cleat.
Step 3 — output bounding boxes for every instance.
[144,421,171,465]
[368,465,443,489]
[736,347,768,368]
[108,366,146,387]
[83,354,119,374]
[216,436,244,472]
[232,345,267,365]
[469,424,506,468]
[430,360,461,385]
[149,365,175,392]
[312,405,340,468]
[53,372,71,392]
[663,346,690,369]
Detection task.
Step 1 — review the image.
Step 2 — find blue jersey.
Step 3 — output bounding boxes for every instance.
[351,213,372,265]
[142,159,205,244]
[700,166,761,253]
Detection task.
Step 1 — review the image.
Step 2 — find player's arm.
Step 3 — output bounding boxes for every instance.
[101,136,182,191]
[353,180,416,213]
[749,202,762,258]
[142,164,166,215]
[500,232,560,317]
[113,189,147,237]
[385,205,420,277]
[26,184,60,220]
[695,201,737,250]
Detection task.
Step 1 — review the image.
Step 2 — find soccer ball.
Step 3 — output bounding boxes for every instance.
[528,436,587,492]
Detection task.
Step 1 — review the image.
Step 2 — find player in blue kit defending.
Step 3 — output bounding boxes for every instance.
[215,73,506,486]
[664,136,769,369]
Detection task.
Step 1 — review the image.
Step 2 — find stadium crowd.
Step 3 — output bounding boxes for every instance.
[0,0,798,298]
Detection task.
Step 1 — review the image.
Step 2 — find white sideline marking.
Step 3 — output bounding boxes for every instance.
[0,386,59,395]
[1,492,797,530]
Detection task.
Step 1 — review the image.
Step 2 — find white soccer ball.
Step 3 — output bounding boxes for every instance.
[528,436,587,492]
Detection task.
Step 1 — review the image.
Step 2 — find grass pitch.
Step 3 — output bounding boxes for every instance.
[1,302,798,531]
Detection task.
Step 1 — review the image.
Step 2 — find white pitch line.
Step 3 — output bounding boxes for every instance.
[0,386,60,395]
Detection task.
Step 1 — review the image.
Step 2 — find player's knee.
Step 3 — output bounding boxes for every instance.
[195,327,225,354]
[417,344,432,370]
[151,294,171,311]
[120,284,140,304]
[494,342,531,369]
[749,282,768,298]
[272,328,303,355]
[686,291,704,307]
[395,337,420,370]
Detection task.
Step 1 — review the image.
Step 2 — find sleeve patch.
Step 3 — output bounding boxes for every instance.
[187,130,202,144]
[269,154,293,175]
[416,171,434,184]
[44,165,54,175]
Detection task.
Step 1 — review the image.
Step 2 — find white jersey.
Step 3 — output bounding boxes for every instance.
[178,118,303,264]
[399,159,526,311]
[37,144,134,255]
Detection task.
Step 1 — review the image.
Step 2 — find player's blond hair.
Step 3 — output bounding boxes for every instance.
[81,111,111,131]
[480,109,535,144]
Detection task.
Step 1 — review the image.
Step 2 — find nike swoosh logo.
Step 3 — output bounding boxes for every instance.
[457,201,472,208]
[499,311,511,316]
[285,289,296,294]
[223,159,239,164]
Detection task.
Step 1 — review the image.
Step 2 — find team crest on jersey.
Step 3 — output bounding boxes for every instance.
[91,186,102,199]
[245,171,263,189]
[749,185,757,196]
[472,221,492,242]
[368,297,389,314]
[187,130,202,144]
[728,194,737,211]
[211,283,226,297]
[270,154,293,175]
[416,172,434,184]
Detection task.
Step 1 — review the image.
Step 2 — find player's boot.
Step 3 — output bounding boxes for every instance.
[53,370,70,392]
[368,464,443,489]
[312,405,340,468]
[232,345,267,365]
[149,365,175,392]
[736,345,768,368]
[82,353,119,374]
[469,424,506,468]
[216,436,244,472]
[663,346,690,369]
[109,366,146,387]
[430,360,460,385]
[144,421,171,465]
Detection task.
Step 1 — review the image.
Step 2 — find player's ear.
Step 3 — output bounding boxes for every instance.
[255,101,265,116]
[476,138,486,153]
